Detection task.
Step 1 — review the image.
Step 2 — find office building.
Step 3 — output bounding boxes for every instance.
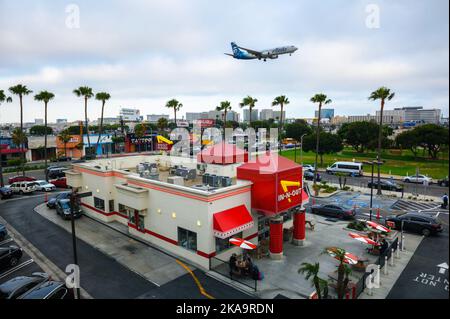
[315,108,334,120]
[243,109,259,122]
[120,108,142,122]
[147,114,170,123]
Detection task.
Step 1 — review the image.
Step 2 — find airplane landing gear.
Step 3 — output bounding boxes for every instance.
[264,58,267,62]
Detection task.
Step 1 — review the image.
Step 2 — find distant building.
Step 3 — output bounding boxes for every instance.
[56,119,68,124]
[186,112,209,123]
[386,107,442,124]
[120,108,142,122]
[147,114,170,123]
[315,108,334,120]
[260,109,274,121]
[97,117,119,125]
[273,111,286,121]
[34,119,44,125]
[243,109,259,122]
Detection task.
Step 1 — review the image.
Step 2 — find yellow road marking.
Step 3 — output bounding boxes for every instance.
[175,259,215,299]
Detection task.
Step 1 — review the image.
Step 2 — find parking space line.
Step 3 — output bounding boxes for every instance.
[0,259,34,280]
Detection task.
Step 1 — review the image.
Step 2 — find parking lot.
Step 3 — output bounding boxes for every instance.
[0,235,44,287]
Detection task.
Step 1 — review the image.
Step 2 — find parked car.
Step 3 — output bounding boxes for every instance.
[302,164,316,172]
[8,175,36,184]
[437,177,449,187]
[385,213,443,236]
[367,180,403,192]
[18,280,74,299]
[326,162,363,176]
[304,170,321,182]
[50,177,68,188]
[0,273,49,299]
[402,174,432,184]
[56,198,82,220]
[0,245,23,270]
[310,204,356,219]
[9,181,36,194]
[47,191,71,209]
[31,180,56,192]
[47,167,68,179]
[0,186,13,200]
[56,156,72,162]
[0,223,7,241]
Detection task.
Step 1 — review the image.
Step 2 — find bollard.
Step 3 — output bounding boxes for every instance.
[376,208,381,220]
[384,256,388,275]
[346,292,350,299]
[352,285,356,299]
[401,236,405,251]
[390,249,395,267]
[396,243,400,259]
[367,274,373,296]
[377,265,381,287]
[44,192,48,203]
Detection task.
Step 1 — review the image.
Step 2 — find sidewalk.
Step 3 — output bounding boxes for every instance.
[359,233,424,299]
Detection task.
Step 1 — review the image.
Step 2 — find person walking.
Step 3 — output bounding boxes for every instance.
[442,193,448,209]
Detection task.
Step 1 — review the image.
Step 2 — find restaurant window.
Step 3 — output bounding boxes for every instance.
[215,232,243,253]
[109,200,115,213]
[118,203,127,215]
[178,227,197,252]
[94,197,105,211]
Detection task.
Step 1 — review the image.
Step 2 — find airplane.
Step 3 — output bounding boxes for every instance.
[225,42,298,61]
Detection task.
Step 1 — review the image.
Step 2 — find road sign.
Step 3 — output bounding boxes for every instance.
[437,262,449,274]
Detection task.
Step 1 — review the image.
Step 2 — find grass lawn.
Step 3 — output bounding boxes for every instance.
[280,147,449,179]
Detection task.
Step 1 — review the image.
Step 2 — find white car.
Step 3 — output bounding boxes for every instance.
[9,182,36,194]
[32,180,56,192]
[302,164,316,172]
[403,175,432,184]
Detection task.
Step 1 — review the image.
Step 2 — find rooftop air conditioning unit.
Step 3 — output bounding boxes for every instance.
[168,176,184,186]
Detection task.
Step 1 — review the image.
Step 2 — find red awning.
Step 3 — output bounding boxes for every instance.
[213,205,254,239]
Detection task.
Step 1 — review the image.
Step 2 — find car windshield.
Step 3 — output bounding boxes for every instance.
[60,201,71,210]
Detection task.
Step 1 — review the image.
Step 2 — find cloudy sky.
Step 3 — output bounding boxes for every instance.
[0,0,448,123]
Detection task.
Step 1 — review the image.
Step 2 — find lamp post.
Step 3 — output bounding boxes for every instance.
[364,160,383,221]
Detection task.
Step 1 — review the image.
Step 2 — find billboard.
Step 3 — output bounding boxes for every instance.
[193,119,215,128]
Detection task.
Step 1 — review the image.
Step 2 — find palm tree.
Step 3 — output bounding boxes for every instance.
[0,90,12,187]
[95,92,111,155]
[324,247,352,299]
[9,84,33,176]
[298,262,328,299]
[216,101,232,130]
[272,95,290,137]
[369,87,395,195]
[157,117,169,133]
[239,96,258,127]
[310,93,332,188]
[58,130,72,157]
[11,128,27,175]
[34,91,55,181]
[134,123,146,153]
[73,86,94,156]
[165,99,183,124]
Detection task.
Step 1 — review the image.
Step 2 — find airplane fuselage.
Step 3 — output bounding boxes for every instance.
[226,42,298,61]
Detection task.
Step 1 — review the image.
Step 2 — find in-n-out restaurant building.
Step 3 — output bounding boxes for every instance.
[65,143,307,269]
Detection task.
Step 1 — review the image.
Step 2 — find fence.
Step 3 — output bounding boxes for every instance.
[352,236,399,298]
[209,256,258,291]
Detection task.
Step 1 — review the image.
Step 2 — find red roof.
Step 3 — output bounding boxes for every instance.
[237,153,300,173]
[213,205,254,239]
[197,142,248,165]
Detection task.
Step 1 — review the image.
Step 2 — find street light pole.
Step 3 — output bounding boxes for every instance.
[369,162,374,221]
[69,190,80,299]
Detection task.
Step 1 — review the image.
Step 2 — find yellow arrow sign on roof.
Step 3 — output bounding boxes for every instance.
[156,135,173,145]
[280,180,301,203]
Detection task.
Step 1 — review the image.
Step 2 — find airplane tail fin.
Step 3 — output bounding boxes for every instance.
[231,42,241,57]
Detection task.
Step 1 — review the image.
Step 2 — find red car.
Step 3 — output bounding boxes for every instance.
[50,177,68,189]
[8,175,36,184]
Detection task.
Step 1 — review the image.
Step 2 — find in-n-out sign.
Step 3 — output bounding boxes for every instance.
[279,180,302,203]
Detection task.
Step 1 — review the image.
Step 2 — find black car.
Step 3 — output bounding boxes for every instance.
[0,187,13,200]
[56,156,72,162]
[0,246,23,270]
[437,177,449,187]
[0,223,7,241]
[47,168,68,179]
[310,204,356,219]
[304,170,321,182]
[47,191,71,209]
[386,213,443,236]
[368,180,403,192]
[56,199,82,220]
[18,280,74,299]
[0,273,49,299]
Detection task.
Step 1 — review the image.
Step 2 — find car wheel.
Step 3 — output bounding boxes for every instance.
[19,190,23,195]
[9,257,19,267]
[404,179,410,183]
[422,229,431,237]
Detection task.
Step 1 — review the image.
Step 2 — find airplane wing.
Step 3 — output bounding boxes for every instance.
[236,45,263,57]
[224,53,234,57]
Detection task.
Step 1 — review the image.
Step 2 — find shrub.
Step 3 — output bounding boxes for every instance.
[347,221,367,231]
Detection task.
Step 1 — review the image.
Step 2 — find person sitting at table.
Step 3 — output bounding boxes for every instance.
[243,255,253,275]
[229,253,238,275]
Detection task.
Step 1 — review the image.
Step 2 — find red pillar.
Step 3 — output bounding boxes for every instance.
[269,217,283,259]
[293,208,306,246]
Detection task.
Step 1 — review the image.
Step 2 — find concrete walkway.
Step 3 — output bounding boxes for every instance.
[34,203,188,286]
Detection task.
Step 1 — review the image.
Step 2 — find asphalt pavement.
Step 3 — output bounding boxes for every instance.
[387,213,449,299]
